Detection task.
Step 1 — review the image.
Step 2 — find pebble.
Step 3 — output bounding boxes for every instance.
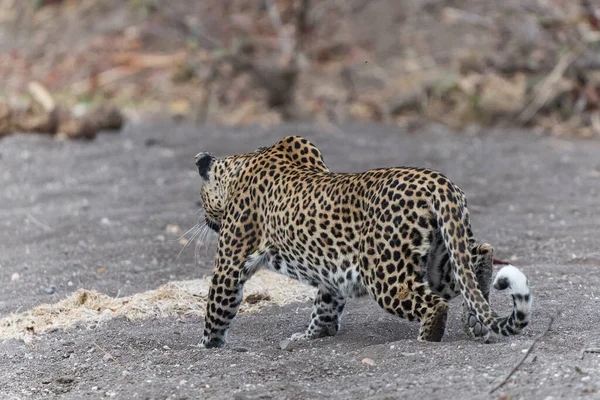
[11,272,20,281]
[44,286,56,295]
[144,138,160,147]
[361,358,376,366]
[279,339,292,352]
[233,347,250,353]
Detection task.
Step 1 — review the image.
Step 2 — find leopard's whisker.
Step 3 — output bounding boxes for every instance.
[194,225,207,263]
[175,225,203,263]
[194,224,214,263]
[170,223,200,242]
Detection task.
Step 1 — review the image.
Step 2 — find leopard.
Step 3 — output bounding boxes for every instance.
[193,135,532,348]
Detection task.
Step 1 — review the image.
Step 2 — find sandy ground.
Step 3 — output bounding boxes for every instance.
[1,121,599,399]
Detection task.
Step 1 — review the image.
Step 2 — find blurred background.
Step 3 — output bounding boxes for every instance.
[0,0,599,139]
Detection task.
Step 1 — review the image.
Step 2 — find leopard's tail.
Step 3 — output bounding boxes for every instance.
[431,189,532,337]
[490,264,533,335]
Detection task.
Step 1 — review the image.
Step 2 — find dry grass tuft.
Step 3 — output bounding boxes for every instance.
[0,270,315,343]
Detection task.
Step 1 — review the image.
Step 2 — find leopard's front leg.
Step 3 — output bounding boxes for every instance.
[200,271,247,348]
[200,220,259,348]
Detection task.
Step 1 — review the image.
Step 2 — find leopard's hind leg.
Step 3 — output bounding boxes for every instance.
[361,253,450,342]
[291,287,346,340]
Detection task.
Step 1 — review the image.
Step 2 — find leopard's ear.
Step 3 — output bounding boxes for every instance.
[194,152,215,180]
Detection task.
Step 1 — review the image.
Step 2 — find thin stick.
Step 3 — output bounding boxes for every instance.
[26,213,52,231]
[93,342,127,371]
[265,0,294,63]
[28,81,55,112]
[489,315,556,394]
[517,52,579,125]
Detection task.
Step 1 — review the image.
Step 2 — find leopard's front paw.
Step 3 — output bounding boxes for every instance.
[198,335,226,349]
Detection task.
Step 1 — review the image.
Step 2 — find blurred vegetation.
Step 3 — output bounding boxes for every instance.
[0,0,599,137]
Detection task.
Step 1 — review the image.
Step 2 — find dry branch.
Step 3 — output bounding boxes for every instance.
[28,81,55,112]
[518,52,579,125]
[72,66,139,96]
[489,315,556,394]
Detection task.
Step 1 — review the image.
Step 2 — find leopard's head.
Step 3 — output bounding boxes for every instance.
[194,151,254,233]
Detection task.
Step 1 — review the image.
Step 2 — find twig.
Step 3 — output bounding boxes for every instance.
[110,51,187,69]
[93,342,127,371]
[489,315,556,394]
[72,66,139,96]
[28,81,55,112]
[26,213,52,231]
[517,52,579,125]
[265,0,294,64]
[580,347,600,360]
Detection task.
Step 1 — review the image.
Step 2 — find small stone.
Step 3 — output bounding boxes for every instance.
[121,370,131,377]
[244,293,271,304]
[361,358,376,366]
[166,224,181,234]
[233,347,249,353]
[44,286,55,295]
[100,217,111,225]
[145,138,160,147]
[279,339,292,351]
[528,355,537,364]
[11,272,20,281]
[581,376,591,382]
[67,281,73,287]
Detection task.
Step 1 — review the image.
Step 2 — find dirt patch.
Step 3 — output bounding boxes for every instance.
[1,122,600,398]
